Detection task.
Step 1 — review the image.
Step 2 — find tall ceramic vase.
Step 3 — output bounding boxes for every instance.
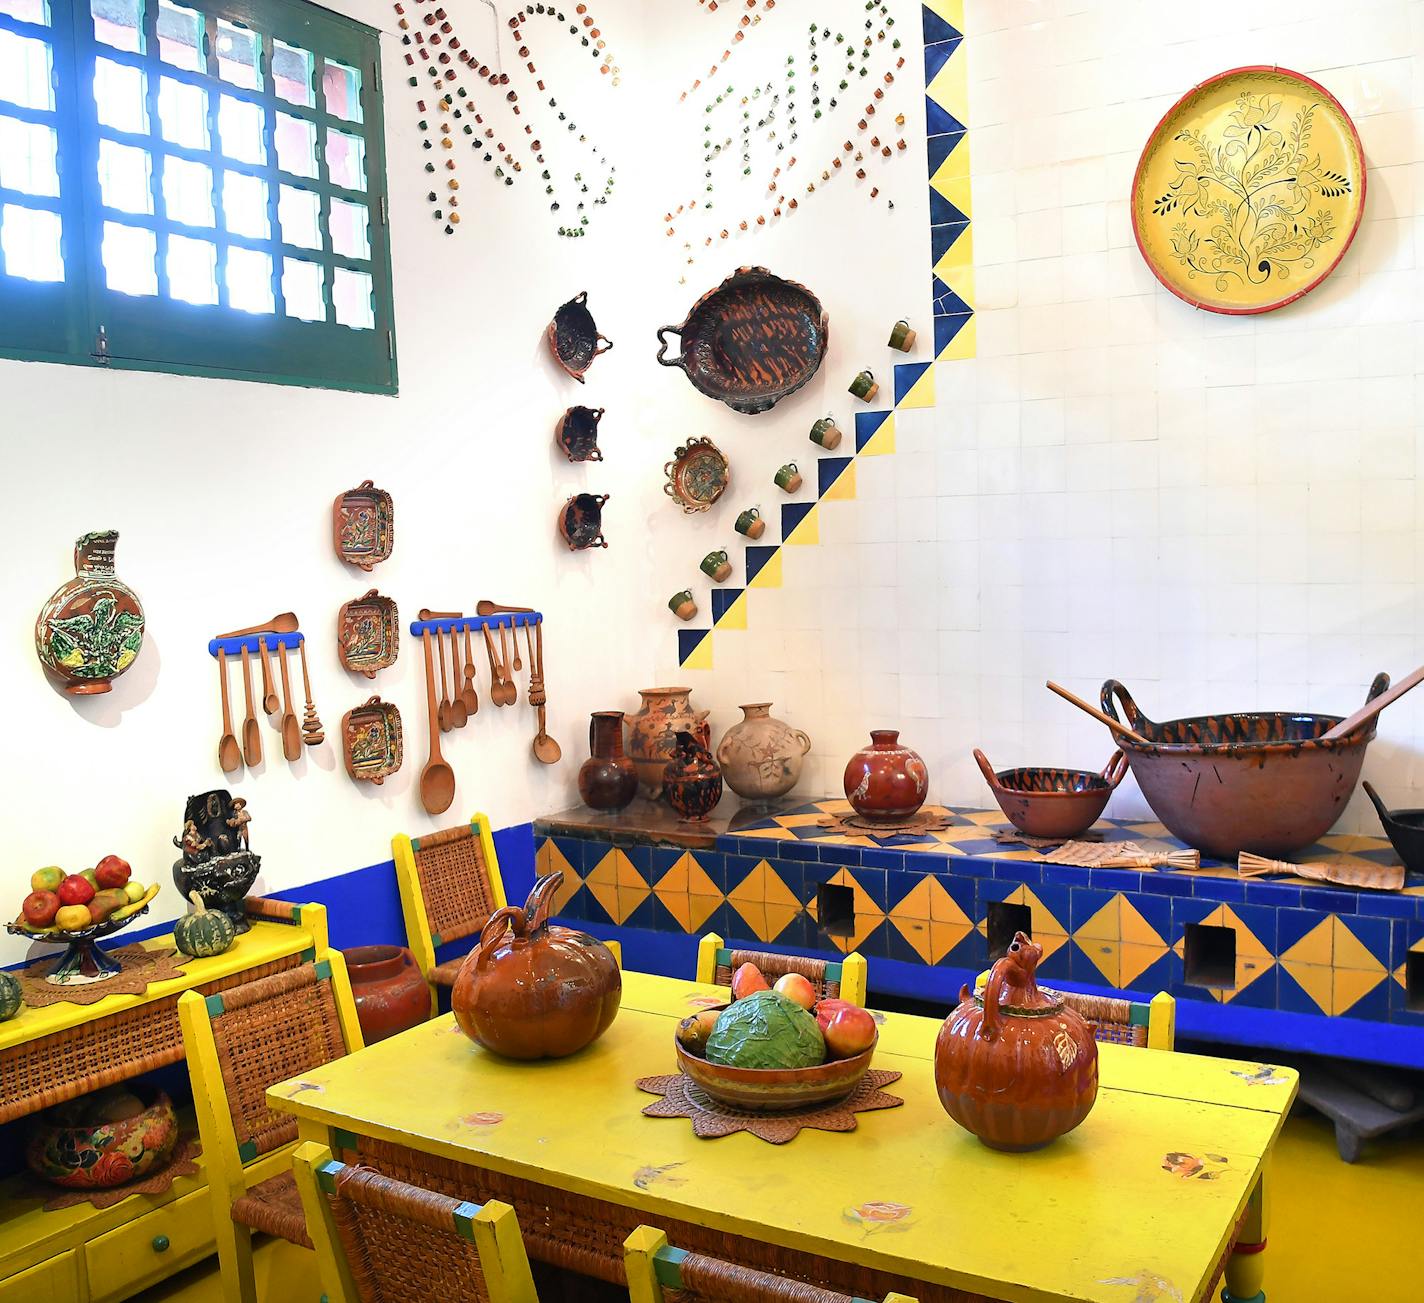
[624,687,707,799]
[715,703,812,803]
[35,531,145,694]
[579,711,638,811]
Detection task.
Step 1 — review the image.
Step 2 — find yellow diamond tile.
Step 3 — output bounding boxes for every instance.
[859,414,895,456]
[1333,917,1388,973]
[737,827,798,841]
[960,809,1004,828]
[778,813,828,828]
[1075,895,1122,944]
[538,840,583,913]
[747,549,782,589]
[820,462,856,502]
[1334,967,1386,1017]
[681,632,713,671]
[937,314,975,362]
[1280,917,1334,968]
[924,0,963,27]
[785,504,819,546]
[1284,963,1333,1016]
[653,852,724,934]
[896,365,936,410]
[804,867,885,954]
[1121,897,1166,950]
[584,848,650,926]
[713,591,748,631]
[1121,941,1167,989]
[726,860,801,944]
[813,799,853,813]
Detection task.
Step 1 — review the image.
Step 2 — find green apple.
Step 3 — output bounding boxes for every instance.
[30,866,64,893]
[81,868,100,889]
[123,881,146,903]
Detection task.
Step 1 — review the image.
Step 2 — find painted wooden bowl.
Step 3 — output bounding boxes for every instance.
[558,493,609,551]
[675,1036,876,1112]
[975,749,1126,840]
[663,437,730,513]
[332,481,394,571]
[547,291,613,382]
[1100,676,1390,859]
[656,267,829,414]
[26,1086,178,1188]
[555,405,605,462]
[337,589,399,678]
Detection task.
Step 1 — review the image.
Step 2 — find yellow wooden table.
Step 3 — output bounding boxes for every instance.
[268,972,1297,1303]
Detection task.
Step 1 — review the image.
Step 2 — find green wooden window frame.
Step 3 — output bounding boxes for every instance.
[0,0,396,392]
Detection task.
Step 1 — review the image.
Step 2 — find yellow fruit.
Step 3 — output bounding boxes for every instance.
[55,904,93,931]
[123,881,146,903]
[675,1008,723,1053]
[30,866,64,893]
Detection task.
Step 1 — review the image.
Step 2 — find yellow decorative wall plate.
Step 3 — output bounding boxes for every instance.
[1132,67,1365,314]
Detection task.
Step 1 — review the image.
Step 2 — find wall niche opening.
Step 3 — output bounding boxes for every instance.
[986,901,1033,961]
[816,882,855,938]
[1184,923,1237,989]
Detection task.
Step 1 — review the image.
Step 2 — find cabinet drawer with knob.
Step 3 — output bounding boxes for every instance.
[84,1189,213,1303]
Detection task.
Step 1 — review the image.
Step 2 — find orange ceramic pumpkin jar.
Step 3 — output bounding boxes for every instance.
[452,870,621,1060]
[934,932,1097,1150]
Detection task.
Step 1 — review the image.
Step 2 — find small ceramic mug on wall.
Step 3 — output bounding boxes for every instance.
[668,590,698,620]
[700,550,732,582]
[888,319,917,351]
[810,415,842,449]
[849,369,878,402]
[735,508,765,539]
[775,463,803,493]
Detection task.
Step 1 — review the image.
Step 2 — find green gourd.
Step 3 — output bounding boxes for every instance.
[173,891,235,959]
[0,971,22,1022]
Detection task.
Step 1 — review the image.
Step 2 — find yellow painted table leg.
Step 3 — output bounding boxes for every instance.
[1222,1171,1267,1303]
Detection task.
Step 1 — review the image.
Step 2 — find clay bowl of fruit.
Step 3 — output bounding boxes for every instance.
[674,964,879,1112]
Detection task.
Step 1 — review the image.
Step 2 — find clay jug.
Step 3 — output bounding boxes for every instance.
[663,730,723,822]
[579,711,639,812]
[934,933,1098,1151]
[624,687,706,798]
[343,945,429,1043]
[35,530,145,695]
[843,730,929,821]
[716,703,812,803]
[451,871,621,1060]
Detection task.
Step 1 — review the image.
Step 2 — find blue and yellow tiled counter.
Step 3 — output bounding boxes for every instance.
[535,799,1424,1070]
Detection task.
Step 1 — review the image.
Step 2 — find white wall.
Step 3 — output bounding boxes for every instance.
[1,0,931,964]
[660,1,1424,837]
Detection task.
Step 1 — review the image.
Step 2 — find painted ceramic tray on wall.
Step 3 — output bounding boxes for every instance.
[656,267,829,414]
[332,480,394,570]
[663,437,729,514]
[337,589,399,678]
[341,696,403,784]
[1131,67,1365,315]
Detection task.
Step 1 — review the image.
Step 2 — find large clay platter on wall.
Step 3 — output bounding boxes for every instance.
[1131,67,1365,315]
[656,267,828,414]
[337,589,399,678]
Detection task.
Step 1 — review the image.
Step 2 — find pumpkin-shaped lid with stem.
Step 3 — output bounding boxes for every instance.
[965,932,1063,1039]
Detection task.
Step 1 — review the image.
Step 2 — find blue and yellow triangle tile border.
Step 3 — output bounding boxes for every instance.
[745,545,781,589]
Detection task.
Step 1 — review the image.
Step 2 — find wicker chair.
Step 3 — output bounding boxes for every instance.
[972,971,1175,1050]
[696,933,868,1006]
[178,958,365,1303]
[394,812,509,1013]
[625,1227,917,1303]
[293,1142,539,1303]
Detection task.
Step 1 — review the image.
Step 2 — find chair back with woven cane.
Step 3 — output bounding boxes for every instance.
[971,971,1175,1051]
[178,957,364,1303]
[292,1142,540,1303]
[696,933,868,1006]
[394,812,508,1009]
[625,1227,917,1303]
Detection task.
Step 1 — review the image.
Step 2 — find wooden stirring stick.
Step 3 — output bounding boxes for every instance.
[297,639,324,745]
[1045,681,1151,746]
[1320,664,1424,741]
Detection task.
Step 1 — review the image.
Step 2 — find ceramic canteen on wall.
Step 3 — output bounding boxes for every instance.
[716,704,811,804]
[35,530,145,695]
[843,730,929,821]
[578,711,639,812]
[663,730,724,822]
[625,687,707,799]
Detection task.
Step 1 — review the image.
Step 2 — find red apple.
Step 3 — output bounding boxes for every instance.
[823,1005,877,1058]
[773,972,816,1011]
[94,855,132,889]
[730,961,769,1000]
[22,890,60,927]
[814,997,854,1031]
[57,874,95,906]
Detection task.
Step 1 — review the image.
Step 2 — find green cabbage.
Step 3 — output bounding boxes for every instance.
[704,991,826,1069]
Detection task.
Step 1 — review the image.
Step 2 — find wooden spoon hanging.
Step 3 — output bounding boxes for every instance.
[216,650,242,774]
[297,639,324,745]
[461,626,479,715]
[499,624,518,705]
[448,626,468,728]
[276,641,302,761]
[436,627,452,731]
[239,644,262,767]
[257,635,280,716]
[418,629,455,815]
[219,612,298,638]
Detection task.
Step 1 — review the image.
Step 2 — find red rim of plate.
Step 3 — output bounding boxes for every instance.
[1129,65,1367,316]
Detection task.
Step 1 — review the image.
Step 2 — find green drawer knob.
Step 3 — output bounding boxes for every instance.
[151,1235,170,1253]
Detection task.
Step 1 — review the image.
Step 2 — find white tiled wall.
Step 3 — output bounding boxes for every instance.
[682,0,1424,832]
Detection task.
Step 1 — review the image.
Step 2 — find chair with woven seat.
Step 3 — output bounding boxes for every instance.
[293,1141,540,1303]
[696,933,868,1006]
[178,957,364,1303]
[394,812,509,1013]
[972,971,1175,1051]
[625,1227,917,1303]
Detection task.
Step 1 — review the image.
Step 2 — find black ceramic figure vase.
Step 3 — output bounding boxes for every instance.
[663,730,723,822]
[171,790,261,933]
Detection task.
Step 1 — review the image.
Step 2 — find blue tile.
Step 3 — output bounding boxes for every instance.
[1276,966,1326,1015]
[553,836,590,871]
[1128,892,1173,939]
[861,849,906,873]
[778,841,821,863]
[847,865,888,910]
[1276,907,1327,955]
[1169,896,1219,938]
[935,872,978,920]
[976,878,1019,904]
[1347,980,1393,1024]
[1140,873,1195,897]
[1190,877,1248,904]
[997,857,1042,883]
[1088,867,1142,894]
[1029,882,1072,928]
[1341,914,1392,968]
[1222,967,1278,1011]
[948,855,994,879]
[1036,938,1072,982]
[943,927,986,971]
[1356,893,1419,920]
[730,837,780,860]
[1240,880,1302,909]
[1229,902,1278,952]
[1302,887,1357,914]
[623,844,652,874]
[818,843,862,866]
[649,847,683,883]
[1042,863,1092,888]
[720,855,760,894]
[1069,887,1114,932]
[691,851,727,893]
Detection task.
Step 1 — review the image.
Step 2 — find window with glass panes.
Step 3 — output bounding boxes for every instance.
[0,0,395,392]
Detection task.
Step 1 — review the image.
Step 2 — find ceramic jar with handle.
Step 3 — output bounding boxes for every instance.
[716,703,811,803]
[934,932,1098,1150]
[579,710,638,812]
[843,730,929,821]
[625,687,707,799]
[343,944,429,1043]
[451,871,621,1060]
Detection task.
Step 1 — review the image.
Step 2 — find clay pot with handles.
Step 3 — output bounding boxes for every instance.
[451,871,621,1060]
[715,703,812,803]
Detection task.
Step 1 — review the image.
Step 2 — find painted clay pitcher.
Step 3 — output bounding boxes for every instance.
[934,933,1098,1151]
[578,711,638,811]
[452,871,621,1060]
[716,703,812,803]
[343,945,429,1044]
[625,687,707,799]
[664,730,723,821]
[843,730,929,821]
[35,531,145,694]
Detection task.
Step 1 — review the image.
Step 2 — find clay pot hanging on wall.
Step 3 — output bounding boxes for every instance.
[624,687,708,799]
[716,703,811,804]
[343,944,429,1043]
[579,711,639,812]
[843,730,929,821]
[35,531,145,695]
[663,730,723,822]
[934,932,1098,1151]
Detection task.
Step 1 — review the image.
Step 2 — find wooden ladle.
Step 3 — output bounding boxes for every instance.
[529,622,562,764]
[1045,681,1152,746]
[499,624,519,705]
[257,635,280,715]
[448,626,468,728]
[239,644,262,767]
[419,629,455,815]
[276,641,302,761]
[217,650,242,774]
[219,612,298,638]
[461,627,479,716]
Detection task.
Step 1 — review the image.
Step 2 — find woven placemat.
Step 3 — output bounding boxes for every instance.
[993,828,1104,849]
[18,945,186,1008]
[817,809,956,837]
[637,1069,903,1144]
[38,1133,202,1212]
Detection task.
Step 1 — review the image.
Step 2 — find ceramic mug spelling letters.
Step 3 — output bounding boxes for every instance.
[775,463,803,493]
[810,416,842,450]
[700,550,733,582]
[888,319,917,351]
[849,369,879,402]
[668,590,698,621]
[734,508,765,540]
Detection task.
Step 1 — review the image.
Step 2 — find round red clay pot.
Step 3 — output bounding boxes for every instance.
[934,933,1097,1151]
[842,729,929,821]
[343,945,429,1043]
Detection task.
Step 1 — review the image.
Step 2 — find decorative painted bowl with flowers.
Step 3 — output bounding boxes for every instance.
[25,1085,178,1189]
